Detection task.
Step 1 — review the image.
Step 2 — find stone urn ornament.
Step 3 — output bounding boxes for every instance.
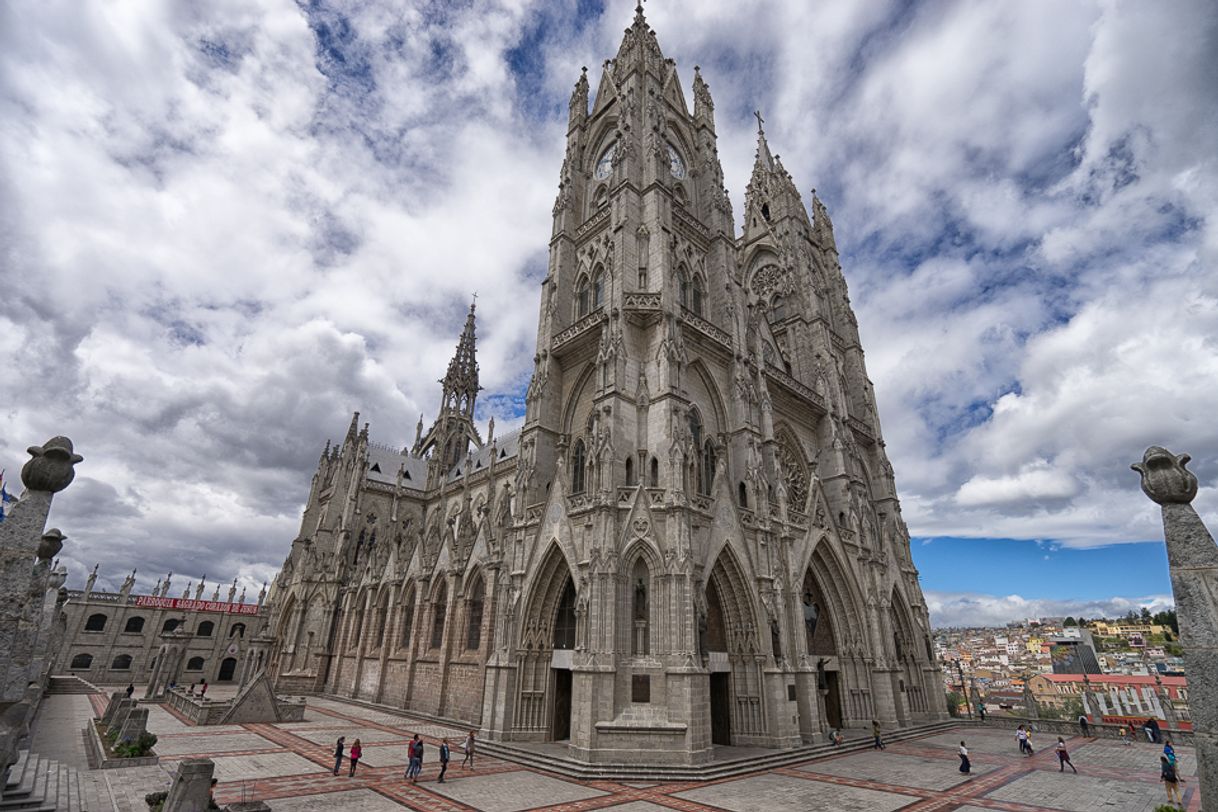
[21,436,84,493]
[36,529,65,562]
[1130,446,1198,504]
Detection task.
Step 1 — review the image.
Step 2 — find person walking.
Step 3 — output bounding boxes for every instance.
[461,730,476,768]
[1119,726,1130,746]
[1163,739,1177,767]
[332,737,345,776]
[125,683,135,699]
[1016,726,1028,755]
[406,734,423,783]
[348,738,362,777]
[871,720,884,750]
[437,738,450,783]
[1160,753,1184,808]
[977,704,986,722]
[958,741,971,775]
[1055,737,1077,773]
[1078,714,1090,737]
[1025,728,1035,756]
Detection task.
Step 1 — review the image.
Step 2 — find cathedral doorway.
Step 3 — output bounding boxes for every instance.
[218,657,237,682]
[551,668,573,741]
[709,673,732,745]
[823,671,843,729]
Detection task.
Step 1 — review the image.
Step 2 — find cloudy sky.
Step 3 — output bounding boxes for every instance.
[1,0,1215,626]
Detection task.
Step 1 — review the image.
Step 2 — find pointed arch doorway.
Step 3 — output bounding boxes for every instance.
[516,544,579,742]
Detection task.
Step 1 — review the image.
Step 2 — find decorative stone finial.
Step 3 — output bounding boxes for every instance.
[37,528,65,561]
[1131,446,1198,504]
[21,436,83,493]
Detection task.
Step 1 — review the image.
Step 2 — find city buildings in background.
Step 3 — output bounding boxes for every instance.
[935,610,1188,727]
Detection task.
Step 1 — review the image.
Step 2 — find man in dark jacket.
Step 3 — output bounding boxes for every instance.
[438,738,450,783]
[332,737,345,776]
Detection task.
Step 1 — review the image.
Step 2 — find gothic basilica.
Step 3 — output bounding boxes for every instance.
[268,5,946,765]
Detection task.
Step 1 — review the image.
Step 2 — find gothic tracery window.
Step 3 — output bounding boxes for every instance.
[400,587,416,648]
[554,577,576,650]
[700,439,717,495]
[775,434,809,511]
[592,269,604,310]
[631,558,650,655]
[576,275,591,318]
[692,275,705,317]
[571,439,587,493]
[678,269,690,309]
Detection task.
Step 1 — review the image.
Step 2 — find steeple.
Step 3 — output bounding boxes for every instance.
[416,299,484,485]
[440,300,480,419]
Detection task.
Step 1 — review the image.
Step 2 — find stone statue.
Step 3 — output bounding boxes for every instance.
[121,570,136,594]
[802,591,820,645]
[228,578,237,603]
[195,578,206,600]
[634,578,648,621]
[85,564,98,594]
[36,530,64,562]
[1131,447,1217,800]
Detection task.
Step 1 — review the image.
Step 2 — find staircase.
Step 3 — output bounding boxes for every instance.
[1,750,90,812]
[478,720,961,782]
[43,677,101,696]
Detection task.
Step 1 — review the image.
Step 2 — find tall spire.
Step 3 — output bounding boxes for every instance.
[752,110,775,172]
[440,299,480,418]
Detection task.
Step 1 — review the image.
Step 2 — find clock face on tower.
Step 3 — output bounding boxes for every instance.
[667,144,686,179]
[594,144,615,180]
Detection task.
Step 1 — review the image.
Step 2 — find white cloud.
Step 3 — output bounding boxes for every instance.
[925,590,1174,628]
[1,0,1216,601]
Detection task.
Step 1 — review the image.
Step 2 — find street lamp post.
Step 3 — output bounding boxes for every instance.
[955,660,973,719]
[1132,447,1218,805]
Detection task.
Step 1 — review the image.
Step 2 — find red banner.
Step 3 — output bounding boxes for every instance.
[134,595,260,615]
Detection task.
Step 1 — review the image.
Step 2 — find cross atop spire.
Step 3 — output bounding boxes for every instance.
[754,110,765,134]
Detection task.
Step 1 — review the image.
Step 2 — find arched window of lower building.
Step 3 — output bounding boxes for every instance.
[69,653,93,670]
[111,654,132,670]
[124,616,145,633]
[400,587,416,649]
[430,582,448,650]
[186,657,205,671]
[554,577,577,650]
[197,620,214,637]
[465,575,485,650]
[229,623,246,638]
[85,613,107,632]
[161,619,179,633]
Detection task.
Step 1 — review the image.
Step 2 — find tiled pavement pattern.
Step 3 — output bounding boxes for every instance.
[41,690,1204,811]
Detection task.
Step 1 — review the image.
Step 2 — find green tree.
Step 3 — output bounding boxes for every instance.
[1063,617,1077,627]
[945,691,963,718]
[1140,607,1153,623]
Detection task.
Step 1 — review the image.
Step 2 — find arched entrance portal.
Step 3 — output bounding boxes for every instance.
[704,548,764,747]
[218,657,238,682]
[802,568,841,729]
[514,543,578,741]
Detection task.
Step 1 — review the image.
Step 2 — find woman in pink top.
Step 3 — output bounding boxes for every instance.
[348,738,362,777]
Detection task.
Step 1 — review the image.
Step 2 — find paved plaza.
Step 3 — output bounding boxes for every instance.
[28,690,1203,811]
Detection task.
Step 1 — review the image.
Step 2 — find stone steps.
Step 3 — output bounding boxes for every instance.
[1,751,89,812]
[477,720,960,782]
[44,677,100,696]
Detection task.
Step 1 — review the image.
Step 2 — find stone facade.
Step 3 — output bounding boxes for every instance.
[56,574,269,687]
[267,5,946,765]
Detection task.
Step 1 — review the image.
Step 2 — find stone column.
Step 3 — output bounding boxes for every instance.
[162,758,216,812]
[0,437,82,785]
[1132,447,1218,803]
